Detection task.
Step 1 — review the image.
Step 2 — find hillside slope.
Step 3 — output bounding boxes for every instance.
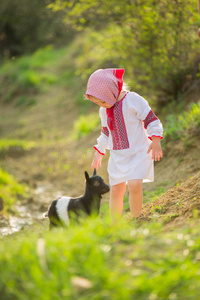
[140,171,200,227]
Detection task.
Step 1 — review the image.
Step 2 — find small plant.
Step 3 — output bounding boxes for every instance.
[151,205,164,214]
[176,199,183,207]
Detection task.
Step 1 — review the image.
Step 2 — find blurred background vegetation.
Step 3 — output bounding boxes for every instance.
[1,0,200,105]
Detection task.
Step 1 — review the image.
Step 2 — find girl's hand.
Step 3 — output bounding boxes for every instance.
[147,137,163,161]
[91,151,103,169]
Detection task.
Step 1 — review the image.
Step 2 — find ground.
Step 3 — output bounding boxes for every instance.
[0,126,200,235]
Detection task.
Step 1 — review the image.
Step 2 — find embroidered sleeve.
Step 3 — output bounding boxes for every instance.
[93,132,109,155]
[143,110,158,129]
[129,93,163,139]
[143,111,163,140]
[101,126,109,137]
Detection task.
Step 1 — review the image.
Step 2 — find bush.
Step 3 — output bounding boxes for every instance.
[0,0,73,59]
[50,0,200,103]
[164,102,200,140]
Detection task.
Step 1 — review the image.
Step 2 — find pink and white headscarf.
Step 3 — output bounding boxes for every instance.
[85,68,125,106]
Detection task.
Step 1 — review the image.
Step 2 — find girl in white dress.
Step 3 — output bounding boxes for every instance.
[85,68,163,223]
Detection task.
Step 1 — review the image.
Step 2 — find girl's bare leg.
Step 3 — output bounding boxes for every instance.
[127,179,143,218]
[109,182,126,224]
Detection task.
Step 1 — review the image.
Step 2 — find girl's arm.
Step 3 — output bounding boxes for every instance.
[91,108,109,169]
[129,93,163,160]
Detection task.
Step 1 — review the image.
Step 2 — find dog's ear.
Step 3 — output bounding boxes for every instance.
[85,171,90,182]
[93,168,97,176]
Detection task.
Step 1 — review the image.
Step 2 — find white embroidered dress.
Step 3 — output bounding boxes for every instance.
[94,92,163,186]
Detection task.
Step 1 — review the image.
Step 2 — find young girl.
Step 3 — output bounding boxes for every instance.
[85,68,163,223]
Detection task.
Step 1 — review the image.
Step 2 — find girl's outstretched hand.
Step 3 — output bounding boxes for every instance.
[147,136,163,161]
[91,151,103,170]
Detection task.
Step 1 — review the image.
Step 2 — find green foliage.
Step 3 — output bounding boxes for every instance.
[1,218,200,299]
[151,205,164,214]
[0,46,68,102]
[164,102,200,140]
[0,167,27,212]
[0,139,33,211]
[50,0,200,102]
[72,113,100,139]
[0,0,72,59]
[0,139,36,152]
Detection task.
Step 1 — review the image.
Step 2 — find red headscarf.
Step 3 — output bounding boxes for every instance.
[85,68,124,106]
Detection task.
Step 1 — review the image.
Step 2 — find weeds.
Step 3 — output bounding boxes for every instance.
[176,199,183,207]
[151,205,164,214]
[164,102,200,140]
[0,167,28,212]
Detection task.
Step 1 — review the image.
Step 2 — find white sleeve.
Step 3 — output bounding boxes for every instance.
[130,93,163,139]
[146,119,163,140]
[93,108,109,155]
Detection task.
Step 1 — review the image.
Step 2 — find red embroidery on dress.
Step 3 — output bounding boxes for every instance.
[101,127,109,137]
[143,110,158,129]
[107,94,129,150]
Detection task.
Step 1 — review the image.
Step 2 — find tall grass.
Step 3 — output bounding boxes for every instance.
[164,102,200,140]
[0,167,27,212]
[0,217,200,299]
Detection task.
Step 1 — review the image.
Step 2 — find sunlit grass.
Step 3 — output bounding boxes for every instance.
[0,45,69,102]
[0,167,28,212]
[164,102,200,140]
[0,139,36,151]
[72,113,100,139]
[0,216,200,299]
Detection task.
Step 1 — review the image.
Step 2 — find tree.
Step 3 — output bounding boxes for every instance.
[49,0,200,102]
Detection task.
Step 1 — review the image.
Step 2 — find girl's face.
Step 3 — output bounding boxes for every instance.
[89,95,112,108]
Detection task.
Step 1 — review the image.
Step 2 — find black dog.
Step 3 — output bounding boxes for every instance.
[44,169,110,229]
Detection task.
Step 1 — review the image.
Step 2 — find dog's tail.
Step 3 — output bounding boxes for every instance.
[43,211,48,218]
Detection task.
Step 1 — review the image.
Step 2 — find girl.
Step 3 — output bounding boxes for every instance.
[85,68,163,223]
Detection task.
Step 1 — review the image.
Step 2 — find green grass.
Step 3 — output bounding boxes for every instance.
[0,217,200,299]
[0,167,28,212]
[0,139,36,152]
[164,102,200,140]
[0,46,65,100]
[0,45,78,104]
[72,113,100,139]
